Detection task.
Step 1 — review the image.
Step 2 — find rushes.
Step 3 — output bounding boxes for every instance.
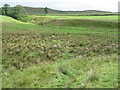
[2,32,118,70]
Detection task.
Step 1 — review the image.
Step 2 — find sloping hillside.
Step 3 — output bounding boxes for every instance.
[1,15,42,33]
[24,7,60,14]
[23,6,112,15]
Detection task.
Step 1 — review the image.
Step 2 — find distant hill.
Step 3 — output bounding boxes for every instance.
[0,6,115,15]
[23,6,112,15]
[24,7,60,14]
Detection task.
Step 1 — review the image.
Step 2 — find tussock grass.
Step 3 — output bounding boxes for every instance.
[1,15,118,88]
[46,19,118,29]
[3,54,118,88]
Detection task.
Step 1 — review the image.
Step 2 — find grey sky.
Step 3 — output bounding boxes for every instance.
[1,0,119,12]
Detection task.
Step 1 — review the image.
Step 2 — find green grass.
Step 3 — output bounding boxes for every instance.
[3,54,118,88]
[46,19,118,29]
[1,16,41,32]
[30,15,118,22]
[2,15,118,34]
[28,15,118,32]
[1,15,118,88]
[30,12,119,16]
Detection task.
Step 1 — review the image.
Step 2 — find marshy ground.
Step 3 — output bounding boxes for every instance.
[1,15,119,88]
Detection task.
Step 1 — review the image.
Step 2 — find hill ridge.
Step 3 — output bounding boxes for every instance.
[23,6,112,15]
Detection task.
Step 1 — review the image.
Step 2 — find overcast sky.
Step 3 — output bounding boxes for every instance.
[1,0,119,12]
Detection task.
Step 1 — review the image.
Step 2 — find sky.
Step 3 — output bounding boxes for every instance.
[1,0,120,12]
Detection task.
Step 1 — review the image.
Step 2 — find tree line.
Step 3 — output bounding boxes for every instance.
[2,4,27,21]
[1,4,48,22]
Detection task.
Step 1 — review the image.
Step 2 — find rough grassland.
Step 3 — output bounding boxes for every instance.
[30,15,118,22]
[1,15,118,88]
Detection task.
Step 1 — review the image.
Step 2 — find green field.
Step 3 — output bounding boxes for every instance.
[1,15,118,88]
[30,15,118,22]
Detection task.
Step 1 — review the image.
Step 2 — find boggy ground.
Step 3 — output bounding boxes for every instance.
[2,32,118,88]
[2,32,118,69]
[1,15,119,88]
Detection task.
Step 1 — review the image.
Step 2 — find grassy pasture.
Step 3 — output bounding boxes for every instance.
[28,15,118,34]
[2,15,118,34]
[30,15,118,22]
[1,15,119,88]
[1,16,41,32]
